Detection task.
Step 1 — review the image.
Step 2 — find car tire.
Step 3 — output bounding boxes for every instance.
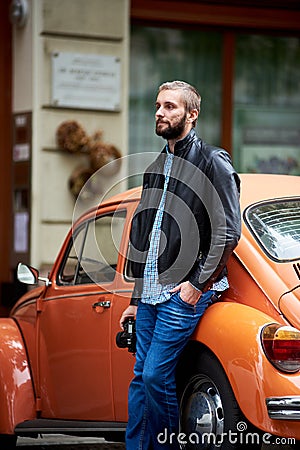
[0,434,17,448]
[179,350,261,449]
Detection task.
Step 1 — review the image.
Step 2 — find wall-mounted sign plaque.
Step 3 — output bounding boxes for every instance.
[51,52,121,111]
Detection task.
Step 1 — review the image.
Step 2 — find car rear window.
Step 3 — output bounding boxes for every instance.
[245,198,300,262]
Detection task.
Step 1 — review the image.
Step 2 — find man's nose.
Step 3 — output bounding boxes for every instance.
[155,106,164,117]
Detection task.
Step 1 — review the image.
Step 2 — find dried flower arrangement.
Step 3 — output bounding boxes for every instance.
[89,131,122,172]
[56,120,89,153]
[56,120,122,198]
[68,166,94,199]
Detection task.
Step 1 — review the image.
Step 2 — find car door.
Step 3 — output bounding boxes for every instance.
[37,206,127,421]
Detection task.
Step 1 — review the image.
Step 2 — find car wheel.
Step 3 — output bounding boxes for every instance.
[0,434,17,448]
[179,350,261,449]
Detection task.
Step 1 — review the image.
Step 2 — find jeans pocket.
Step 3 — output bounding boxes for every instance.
[171,291,194,310]
[194,290,217,314]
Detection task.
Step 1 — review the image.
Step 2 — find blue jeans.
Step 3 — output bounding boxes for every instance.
[126,290,216,450]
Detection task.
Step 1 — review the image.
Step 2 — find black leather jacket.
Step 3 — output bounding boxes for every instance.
[128,129,241,305]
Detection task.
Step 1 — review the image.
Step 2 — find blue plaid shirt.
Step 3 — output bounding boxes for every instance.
[141,148,228,305]
[141,149,176,305]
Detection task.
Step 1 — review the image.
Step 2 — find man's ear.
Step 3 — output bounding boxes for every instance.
[187,108,199,123]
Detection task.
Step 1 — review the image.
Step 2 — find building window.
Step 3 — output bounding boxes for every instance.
[129,25,222,185]
[233,34,300,175]
[129,23,300,180]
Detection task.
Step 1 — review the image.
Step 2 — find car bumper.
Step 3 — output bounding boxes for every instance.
[266,396,300,420]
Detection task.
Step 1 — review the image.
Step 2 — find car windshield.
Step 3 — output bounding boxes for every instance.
[245,198,300,262]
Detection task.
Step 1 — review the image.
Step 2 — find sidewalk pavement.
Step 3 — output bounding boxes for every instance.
[17,435,125,448]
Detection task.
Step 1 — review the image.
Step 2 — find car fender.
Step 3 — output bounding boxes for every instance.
[192,302,300,438]
[0,318,36,434]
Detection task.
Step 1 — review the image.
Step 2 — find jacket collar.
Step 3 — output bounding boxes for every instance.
[162,128,197,156]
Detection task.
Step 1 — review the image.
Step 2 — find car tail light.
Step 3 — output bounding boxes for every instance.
[261,324,300,373]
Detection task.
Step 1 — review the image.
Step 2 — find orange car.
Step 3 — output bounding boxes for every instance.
[1,173,299,448]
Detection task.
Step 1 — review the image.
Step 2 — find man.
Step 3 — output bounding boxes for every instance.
[120,81,241,449]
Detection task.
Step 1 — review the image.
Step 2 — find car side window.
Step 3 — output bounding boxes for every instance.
[124,242,135,282]
[59,210,126,285]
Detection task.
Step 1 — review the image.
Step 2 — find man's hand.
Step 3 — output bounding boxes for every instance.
[170,281,202,305]
[119,305,137,329]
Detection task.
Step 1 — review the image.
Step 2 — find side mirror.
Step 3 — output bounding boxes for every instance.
[17,263,51,286]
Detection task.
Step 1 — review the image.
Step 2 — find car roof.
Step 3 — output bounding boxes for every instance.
[83,173,299,222]
[101,186,142,205]
[238,173,300,210]
[101,173,299,210]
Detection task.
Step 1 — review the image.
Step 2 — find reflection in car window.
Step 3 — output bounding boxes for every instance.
[59,210,126,285]
[245,199,300,261]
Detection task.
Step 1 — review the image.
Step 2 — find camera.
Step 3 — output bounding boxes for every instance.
[116,317,136,354]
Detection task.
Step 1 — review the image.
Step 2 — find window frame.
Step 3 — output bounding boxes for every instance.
[57,209,127,286]
[244,196,300,263]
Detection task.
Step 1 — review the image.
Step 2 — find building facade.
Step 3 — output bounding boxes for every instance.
[0,0,299,312]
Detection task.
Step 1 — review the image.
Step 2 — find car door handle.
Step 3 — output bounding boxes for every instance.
[92,300,111,309]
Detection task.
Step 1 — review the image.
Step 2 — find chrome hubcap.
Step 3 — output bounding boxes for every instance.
[180,376,225,449]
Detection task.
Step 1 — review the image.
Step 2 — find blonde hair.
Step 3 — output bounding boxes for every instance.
[158,81,201,127]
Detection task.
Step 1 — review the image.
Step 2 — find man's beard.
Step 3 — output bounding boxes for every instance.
[156,113,187,140]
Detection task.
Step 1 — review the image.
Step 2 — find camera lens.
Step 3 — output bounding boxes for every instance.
[116,331,128,348]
